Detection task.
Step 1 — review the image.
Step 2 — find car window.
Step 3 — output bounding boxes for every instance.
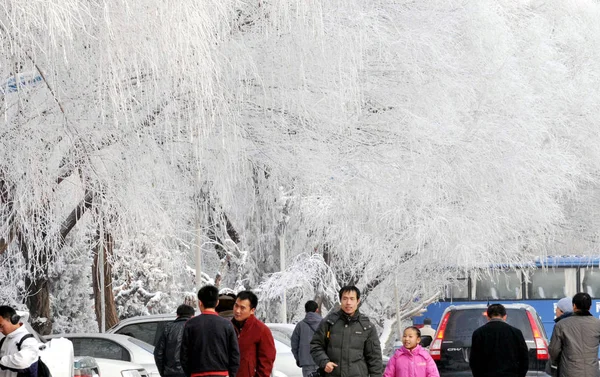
[128,337,154,353]
[71,338,131,361]
[116,322,158,346]
[444,309,534,345]
[270,330,291,347]
[273,339,290,353]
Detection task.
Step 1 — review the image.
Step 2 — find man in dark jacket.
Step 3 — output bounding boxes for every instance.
[154,304,195,377]
[180,285,240,377]
[469,304,528,377]
[291,300,322,377]
[549,292,600,377]
[310,286,383,377]
[232,291,276,377]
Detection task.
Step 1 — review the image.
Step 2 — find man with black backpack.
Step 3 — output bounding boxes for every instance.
[291,301,322,377]
[0,305,50,377]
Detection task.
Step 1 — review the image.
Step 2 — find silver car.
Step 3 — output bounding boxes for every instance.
[108,314,302,377]
[47,333,159,377]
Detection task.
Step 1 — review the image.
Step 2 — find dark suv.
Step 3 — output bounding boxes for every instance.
[429,304,550,376]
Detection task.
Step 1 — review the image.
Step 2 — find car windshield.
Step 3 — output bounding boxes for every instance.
[271,330,291,347]
[128,337,154,353]
[443,308,534,346]
[273,339,291,353]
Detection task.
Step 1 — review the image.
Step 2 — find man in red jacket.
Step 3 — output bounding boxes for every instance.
[232,291,276,377]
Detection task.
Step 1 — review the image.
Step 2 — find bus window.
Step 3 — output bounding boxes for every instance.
[580,269,600,298]
[444,278,469,300]
[527,268,576,299]
[473,271,522,300]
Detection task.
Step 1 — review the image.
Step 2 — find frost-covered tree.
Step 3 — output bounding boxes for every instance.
[3,0,600,337]
[248,0,600,325]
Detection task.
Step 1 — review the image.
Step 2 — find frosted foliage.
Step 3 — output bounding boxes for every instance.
[239,0,600,321]
[2,0,600,329]
[257,253,339,321]
[49,242,98,334]
[112,239,195,318]
[0,249,26,302]
[234,0,600,266]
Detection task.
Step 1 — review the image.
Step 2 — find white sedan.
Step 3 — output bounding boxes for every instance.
[266,323,302,377]
[95,358,149,377]
[272,338,302,377]
[46,333,159,377]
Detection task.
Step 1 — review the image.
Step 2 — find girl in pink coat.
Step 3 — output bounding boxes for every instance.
[383,326,440,377]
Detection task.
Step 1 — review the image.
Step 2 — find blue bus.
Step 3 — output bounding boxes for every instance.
[413,256,600,339]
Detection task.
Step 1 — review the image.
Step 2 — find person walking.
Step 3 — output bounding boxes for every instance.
[154,304,195,377]
[545,297,573,376]
[232,290,276,377]
[549,292,600,377]
[554,297,573,322]
[384,326,439,377]
[419,318,436,344]
[0,306,40,377]
[180,286,240,377]
[291,300,322,377]
[469,304,528,377]
[310,285,383,377]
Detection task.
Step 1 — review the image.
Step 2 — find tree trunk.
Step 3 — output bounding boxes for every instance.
[93,231,119,332]
[18,229,53,335]
[25,274,52,335]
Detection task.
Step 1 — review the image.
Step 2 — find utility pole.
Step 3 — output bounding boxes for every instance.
[195,172,204,292]
[394,275,401,339]
[195,221,202,291]
[280,233,286,323]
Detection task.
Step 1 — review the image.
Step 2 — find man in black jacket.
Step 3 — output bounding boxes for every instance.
[469,304,528,377]
[154,304,195,377]
[181,285,240,377]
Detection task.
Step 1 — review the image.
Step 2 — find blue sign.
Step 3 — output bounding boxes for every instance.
[2,72,43,94]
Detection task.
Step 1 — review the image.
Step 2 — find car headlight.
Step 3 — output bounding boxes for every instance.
[121,370,142,377]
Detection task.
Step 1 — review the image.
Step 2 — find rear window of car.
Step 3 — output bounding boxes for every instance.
[444,308,534,343]
[116,322,159,346]
[128,337,155,353]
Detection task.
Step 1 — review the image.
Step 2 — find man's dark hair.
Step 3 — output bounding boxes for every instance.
[573,292,592,311]
[423,318,432,325]
[305,300,319,313]
[487,304,506,318]
[404,326,421,338]
[338,285,361,301]
[236,290,258,309]
[176,304,195,317]
[0,306,16,321]
[198,285,220,308]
